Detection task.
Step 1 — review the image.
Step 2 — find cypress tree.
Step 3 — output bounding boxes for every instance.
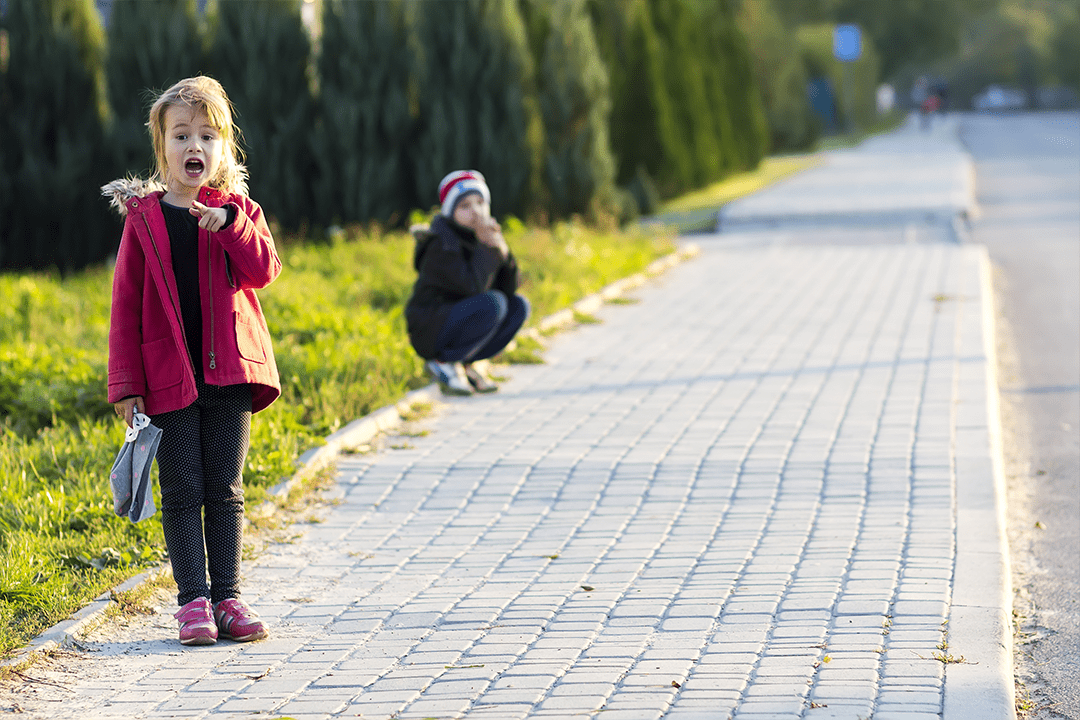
[105,0,206,180]
[695,15,745,176]
[206,0,315,230]
[409,0,542,219]
[313,0,412,227]
[736,0,818,152]
[0,0,114,272]
[521,0,617,220]
[693,0,768,173]
[649,0,723,187]
[590,0,690,199]
[476,0,544,219]
[408,0,482,211]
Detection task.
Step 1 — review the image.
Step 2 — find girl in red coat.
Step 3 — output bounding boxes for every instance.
[103,76,280,646]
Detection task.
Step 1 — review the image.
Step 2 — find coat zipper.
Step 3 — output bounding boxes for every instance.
[143,213,197,379]
[206,225,216,370]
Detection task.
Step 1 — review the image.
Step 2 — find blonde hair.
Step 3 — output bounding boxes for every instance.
[148,76,248,196]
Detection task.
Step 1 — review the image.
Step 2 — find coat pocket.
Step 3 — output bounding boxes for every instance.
[140,337,183,390]
[234,312,267,364]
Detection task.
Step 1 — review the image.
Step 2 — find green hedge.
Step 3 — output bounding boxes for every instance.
[588,0,768,203]
[736,0,819,153]
[0,0,767,272]
[0,0,116,274]
[521,0,618,221]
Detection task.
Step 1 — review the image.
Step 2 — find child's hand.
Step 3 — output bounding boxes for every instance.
[476,217,509,258]
[114,396,144,427]
[190,200,228,232]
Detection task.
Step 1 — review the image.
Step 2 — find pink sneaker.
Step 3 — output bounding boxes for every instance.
[174,597,217,646]
[214,598,268,642]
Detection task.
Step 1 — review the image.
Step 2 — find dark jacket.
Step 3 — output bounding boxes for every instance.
[405,214,519,360]
[104,179,282,415]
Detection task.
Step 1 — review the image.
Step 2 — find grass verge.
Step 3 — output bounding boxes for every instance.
[645,156,820,234]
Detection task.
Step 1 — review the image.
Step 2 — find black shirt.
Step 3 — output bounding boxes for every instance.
[161,201,204,379]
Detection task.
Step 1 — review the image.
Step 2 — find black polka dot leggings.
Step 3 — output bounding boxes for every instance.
[152,380,252,607]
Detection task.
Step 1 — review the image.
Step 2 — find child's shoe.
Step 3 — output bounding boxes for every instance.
[174,597,218,646]
[214,598,269,642]
[463,363,498,393]
[426,360,473,396]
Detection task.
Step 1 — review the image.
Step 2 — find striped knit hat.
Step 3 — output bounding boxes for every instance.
[438,170,491,217]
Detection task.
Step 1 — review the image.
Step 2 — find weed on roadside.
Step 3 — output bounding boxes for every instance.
[399,400,434,423]
[104,570,173,619]
[572,310,602,325]
[501,335,546,364]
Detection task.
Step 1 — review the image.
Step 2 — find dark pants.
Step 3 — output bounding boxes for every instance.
[152,379,252,606]
[434,290,529,363]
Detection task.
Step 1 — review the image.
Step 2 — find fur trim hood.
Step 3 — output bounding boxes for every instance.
[101,177,167,216]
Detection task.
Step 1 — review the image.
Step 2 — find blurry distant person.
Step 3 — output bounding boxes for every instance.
[405,170,529,396]
[876,84,896,116]
[916,75,941,130]
[911,76,929,109]
[921,92,940,129]
[932,79,950,113]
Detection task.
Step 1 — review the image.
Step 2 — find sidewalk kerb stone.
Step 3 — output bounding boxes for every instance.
[941,246,1015,720]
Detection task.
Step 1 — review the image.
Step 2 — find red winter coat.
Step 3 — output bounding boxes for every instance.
[105,180,281,415]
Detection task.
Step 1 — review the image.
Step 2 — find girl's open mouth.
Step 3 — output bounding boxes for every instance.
[185,159,205,177]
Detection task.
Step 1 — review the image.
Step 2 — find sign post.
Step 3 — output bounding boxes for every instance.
[833,24,861,132]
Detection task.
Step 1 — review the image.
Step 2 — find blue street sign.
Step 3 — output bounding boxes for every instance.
[833,24,861,62]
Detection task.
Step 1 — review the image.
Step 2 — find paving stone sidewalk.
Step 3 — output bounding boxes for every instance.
[719,114,977,230]
[1,120,1013,720]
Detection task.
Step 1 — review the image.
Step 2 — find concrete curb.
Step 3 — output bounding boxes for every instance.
[265,384,443,502]
[958,129,982,223]
[942,245,1016,720]
[1,241,701,675]
[0,567,171,675]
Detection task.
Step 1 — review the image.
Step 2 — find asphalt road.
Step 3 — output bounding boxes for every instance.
[959,111,1080,719]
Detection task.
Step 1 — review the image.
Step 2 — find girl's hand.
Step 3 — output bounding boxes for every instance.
[190,201,228,232]
[114,396,145,427]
